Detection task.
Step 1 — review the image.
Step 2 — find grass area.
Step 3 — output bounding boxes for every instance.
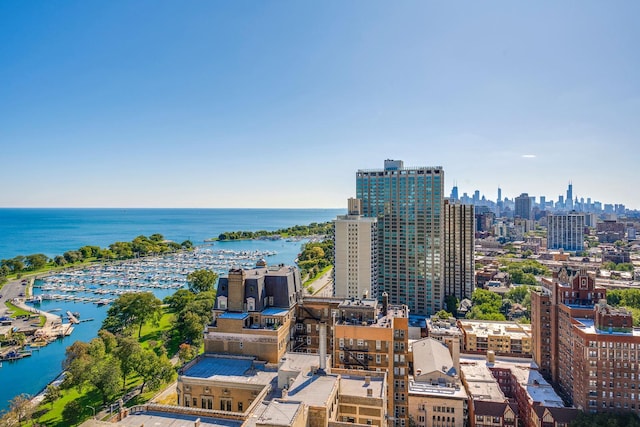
[34,311,178,426]
[303,265,332,287]
[5,301,32,317]
[139,309,180,355]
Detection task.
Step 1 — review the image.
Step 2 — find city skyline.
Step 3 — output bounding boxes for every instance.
[1,1,639,209]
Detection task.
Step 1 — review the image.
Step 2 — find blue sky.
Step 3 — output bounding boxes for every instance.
[1,1,639,208]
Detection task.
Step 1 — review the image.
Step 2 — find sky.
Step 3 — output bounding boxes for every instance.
[1,1,639,209]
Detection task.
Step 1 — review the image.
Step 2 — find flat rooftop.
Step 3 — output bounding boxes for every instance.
[182,356,275,386]
[458,320,531,339]
[340,375,385,399]
[255,400,302,426]
[409,379,468,400]
[113,411,242,427]
[286,373,339,406]
[279,352,326,373]
[575,318,640,337]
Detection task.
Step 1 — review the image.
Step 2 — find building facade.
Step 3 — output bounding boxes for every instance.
[333,198,379,299]
[444,199,475,302]
[532,268,640,415]
[356,159,444,315]
[547,212,585,252]
[332,295,410,426]
[514,194,532,220]
[209,263,302,363]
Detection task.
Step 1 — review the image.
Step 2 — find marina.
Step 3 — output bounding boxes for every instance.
[32,247,280,305]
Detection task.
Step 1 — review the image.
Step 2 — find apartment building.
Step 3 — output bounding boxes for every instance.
[458,320,532,357]
[531,267,640,415]
[333,294,410,426]
[208,263,302,363]
[356,159,444,315]
[333,198,378,299]
[408,338,468,427]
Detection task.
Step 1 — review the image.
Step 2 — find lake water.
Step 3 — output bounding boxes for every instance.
[0,208,343,411]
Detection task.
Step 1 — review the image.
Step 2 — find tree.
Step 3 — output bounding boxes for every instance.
[103,292,163,337]
[42,384,61,408]
[62,341,93,389]
[133,350,174,393]
[178,343,198,364]
[444,294,459,315]
[164,289,195,313]
[89,358,122,404]
[25,253,49,270]
[505,286,530,304]
[177,311,207,347]
[5,394,34,425]
[114,336,142,389]
[53,255,67,266]
[187,269,218,294]
[61,400,84,425]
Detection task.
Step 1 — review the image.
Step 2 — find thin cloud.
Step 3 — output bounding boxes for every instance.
[522,154,537,158]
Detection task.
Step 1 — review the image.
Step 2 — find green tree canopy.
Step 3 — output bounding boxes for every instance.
[187,269,218,294]
[102,292,163,337]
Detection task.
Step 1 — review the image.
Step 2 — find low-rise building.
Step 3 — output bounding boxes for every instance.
[408,338,468,427]
[458,320,532,357]
[459,355,578,427]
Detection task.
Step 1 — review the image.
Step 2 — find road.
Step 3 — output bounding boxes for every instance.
[308,268,334,297]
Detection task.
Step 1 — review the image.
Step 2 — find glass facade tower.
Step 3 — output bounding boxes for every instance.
[356,160,444,315]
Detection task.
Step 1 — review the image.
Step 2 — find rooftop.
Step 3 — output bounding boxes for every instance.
[261,307,290,316]
[285,372,339,407]
[255,400,303,427]
[458,320,531,339]
[574,317,640,337]
[460,355,564,408]
[340,374,385,399]
[181,355,276,386]
[108,410,243,427]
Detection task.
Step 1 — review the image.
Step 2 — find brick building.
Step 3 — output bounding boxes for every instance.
[531,267,640,415]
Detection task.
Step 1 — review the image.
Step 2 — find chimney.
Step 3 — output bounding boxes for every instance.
[318,322,327,374]
[194,418,201,427]
[367,388,373,397]
[365,375,371,386]
[382,292,389,314]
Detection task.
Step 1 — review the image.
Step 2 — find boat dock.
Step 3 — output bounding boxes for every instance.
[66,311,79,324]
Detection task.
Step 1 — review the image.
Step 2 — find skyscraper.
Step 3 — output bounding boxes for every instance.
[356,159,444,315]
[514,193,532,220]
[443,199,475,303]
[333,198,378,299]
[450,183,459,201]
[547,212,585,252]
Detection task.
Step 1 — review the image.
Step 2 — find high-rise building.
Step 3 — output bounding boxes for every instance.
[547,212,585,252]
[514,193,531,220]
[532,268,640,415]
[450,183,459,201]
[566,181,573,210]
[443,199,475,302]
[333,198,378,299]
[356,159,444,315]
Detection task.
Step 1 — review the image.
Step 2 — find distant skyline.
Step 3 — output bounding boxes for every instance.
[1,1,639,209]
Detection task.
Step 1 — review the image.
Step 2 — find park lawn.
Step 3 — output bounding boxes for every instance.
[35,387,100,427]
[35,312,178,426]
[138,309,180,354]
[5,301,32,317]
